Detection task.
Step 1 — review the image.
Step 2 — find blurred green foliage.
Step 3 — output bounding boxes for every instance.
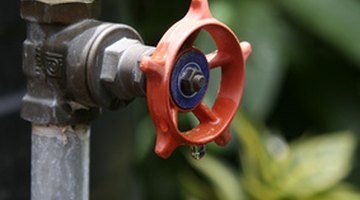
[186,114,360,200]
[97,0,360,199]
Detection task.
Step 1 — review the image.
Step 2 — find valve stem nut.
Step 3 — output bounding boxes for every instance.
[100,38,155,103]
[180,68,206,96]
[192,74,206,91]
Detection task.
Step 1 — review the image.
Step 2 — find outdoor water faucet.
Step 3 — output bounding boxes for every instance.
[21,0,251,159]
[21,0,251,199]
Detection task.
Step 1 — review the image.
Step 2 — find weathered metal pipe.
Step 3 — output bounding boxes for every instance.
[31,125,90,200]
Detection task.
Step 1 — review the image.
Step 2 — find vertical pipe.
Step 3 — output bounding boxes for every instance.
[31,124,90,200]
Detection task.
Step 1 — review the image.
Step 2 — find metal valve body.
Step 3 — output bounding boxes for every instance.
[21,0,251,160]
[21,0,153,125]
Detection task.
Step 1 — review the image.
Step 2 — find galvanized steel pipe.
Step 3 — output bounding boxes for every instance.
[31,125,90,200]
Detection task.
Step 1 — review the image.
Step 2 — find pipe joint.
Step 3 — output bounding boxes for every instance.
[21,0,153,125]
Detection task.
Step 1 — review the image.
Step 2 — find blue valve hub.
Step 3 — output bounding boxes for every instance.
[170,49,209,110]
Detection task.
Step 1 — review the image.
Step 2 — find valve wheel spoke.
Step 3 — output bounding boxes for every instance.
[193,102,219,124]
[207,50,231,69]
[169,102,179,128]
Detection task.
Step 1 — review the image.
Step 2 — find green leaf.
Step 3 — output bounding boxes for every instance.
[188,155,245,200]
[233,113,358,199]
[232,114,275,183]
[305,184,360,200]
[233,114,290,199]
[278,0,360,67]
[277,131,357,198]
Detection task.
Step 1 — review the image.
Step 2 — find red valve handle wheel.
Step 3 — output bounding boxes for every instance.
[140,0,252,158]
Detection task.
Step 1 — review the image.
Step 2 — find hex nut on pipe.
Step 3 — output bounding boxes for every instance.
[21,0,100,24]
[100,38,155,100]
[101,38,138,84]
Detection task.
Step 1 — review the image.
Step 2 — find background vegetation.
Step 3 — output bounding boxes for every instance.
[0,0,359,199]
